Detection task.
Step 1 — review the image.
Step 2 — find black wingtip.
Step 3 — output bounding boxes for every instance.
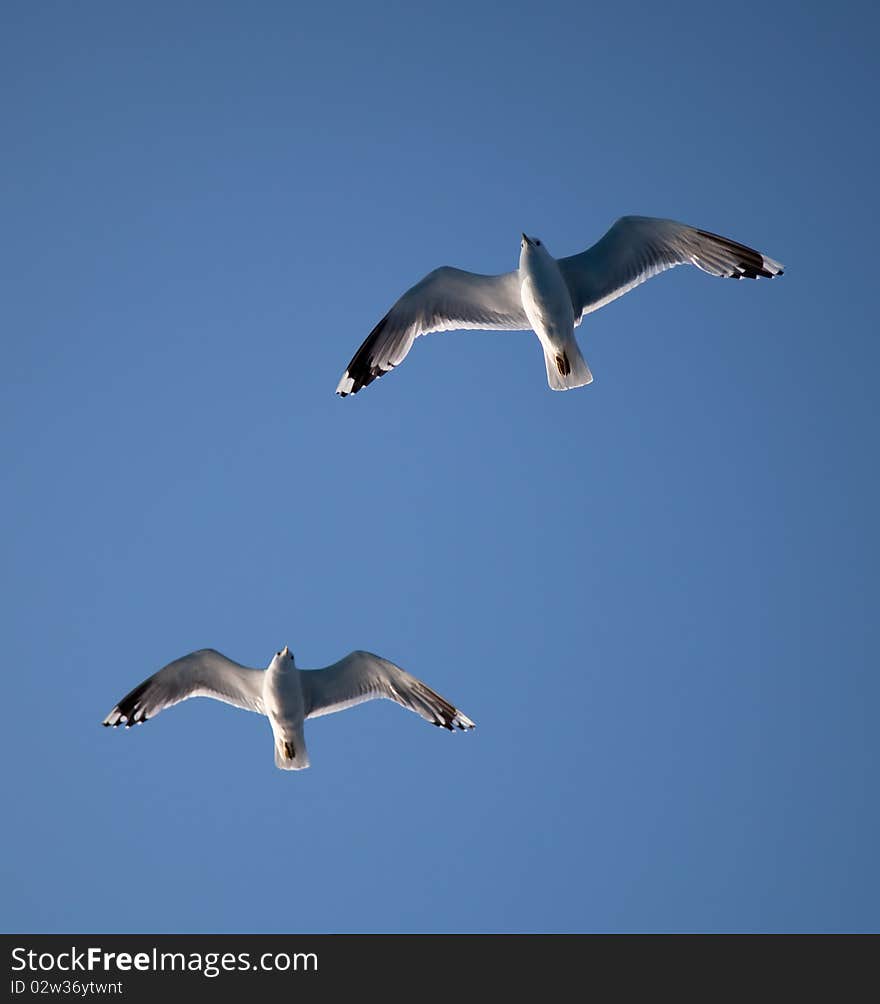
[338,314,394,396]
[694,228,782,281]
[343,361,389,397]
[109,678,152,728]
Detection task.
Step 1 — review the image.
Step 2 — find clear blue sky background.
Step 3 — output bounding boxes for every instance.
[2,1,877,933]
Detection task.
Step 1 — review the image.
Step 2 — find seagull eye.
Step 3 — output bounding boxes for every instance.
[535,240,541,246]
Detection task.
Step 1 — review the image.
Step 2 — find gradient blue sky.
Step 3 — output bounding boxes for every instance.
[2,1,878,933]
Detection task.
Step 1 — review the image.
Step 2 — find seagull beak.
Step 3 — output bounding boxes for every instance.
[282,645,289,657]
[521,233,531,246]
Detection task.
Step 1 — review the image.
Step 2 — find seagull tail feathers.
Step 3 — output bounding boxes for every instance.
[274,736,310,771]
[543,342,593,391]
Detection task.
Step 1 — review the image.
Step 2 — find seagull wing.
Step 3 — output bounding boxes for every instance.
[336,266,527,396]
[557,216,784,325]
[102,648,266,727]
[301,651,475,731]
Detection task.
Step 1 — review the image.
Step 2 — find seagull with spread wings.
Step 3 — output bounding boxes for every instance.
[103,646,474,771]
[336,215,783,396]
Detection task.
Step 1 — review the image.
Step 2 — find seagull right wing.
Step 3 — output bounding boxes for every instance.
[557,216,784,325]
[102,648,266,727]
[301,651,475,731]
[336,266,527,396]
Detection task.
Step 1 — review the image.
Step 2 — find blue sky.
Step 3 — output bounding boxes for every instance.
[2,1,877,933]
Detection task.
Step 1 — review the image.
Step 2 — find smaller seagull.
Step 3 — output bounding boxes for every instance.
[335,215,784,396]
[102,646,474,771]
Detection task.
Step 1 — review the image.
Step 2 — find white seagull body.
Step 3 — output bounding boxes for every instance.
[102,646,474,771]
[335,215,783,396]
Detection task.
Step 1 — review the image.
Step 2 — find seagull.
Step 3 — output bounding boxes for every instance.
[335,215,783,396]
[102,646,474,771]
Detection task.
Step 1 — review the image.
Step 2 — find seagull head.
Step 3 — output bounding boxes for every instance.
[520,233,549,264]
[272,645,294,666]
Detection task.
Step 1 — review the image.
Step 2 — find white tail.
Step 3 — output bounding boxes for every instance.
[542,342,593,391]
[274,735,310,771]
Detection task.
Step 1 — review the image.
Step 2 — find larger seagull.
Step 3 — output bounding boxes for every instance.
[336,215,783,396]
[103,646,474,771]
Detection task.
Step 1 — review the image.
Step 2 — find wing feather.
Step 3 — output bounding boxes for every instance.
[557,216,784,325]
[301,651,475,731]
[102,649,266,727]
[336,266,527,396]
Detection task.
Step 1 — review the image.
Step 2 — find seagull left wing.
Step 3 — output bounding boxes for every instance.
[558,216,784,325]
[102,648,265,727]
[301,651,475,731]
[336,266,527,396]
